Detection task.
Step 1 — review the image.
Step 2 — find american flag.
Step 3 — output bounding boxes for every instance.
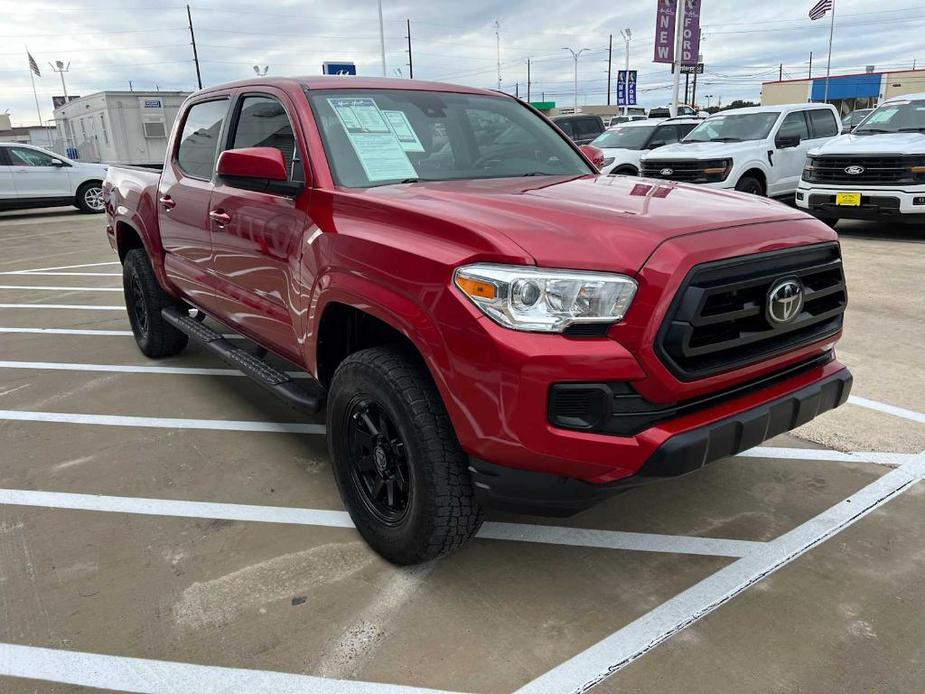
[809,0,833,20]
[27,51,40,77]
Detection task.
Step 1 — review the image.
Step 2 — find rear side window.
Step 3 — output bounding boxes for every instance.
[176,99,228,179]
[578,118,603,138]
[556,119,576,137]
[778,111,810,140]
[808,109,839,138]
[231,95,304,183]
[650,124,683,147]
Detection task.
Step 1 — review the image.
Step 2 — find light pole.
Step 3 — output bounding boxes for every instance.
[377,0,387,77]
[49,60,71,153]
[252,65,269,76]
[562,47,589,112]
[619,28,631,116]
[705,94,713,109]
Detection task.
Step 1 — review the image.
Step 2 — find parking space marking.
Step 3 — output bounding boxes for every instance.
[0,271,121,277]
[0,642,449,694]
[0,285,122,292]
[739,446,915,466]
[0,410,325,434]
[0,488,763,558]
[8,261,120,273]
[0,360,311,379]
[0,303,125,311]
[848,395,925,425]
[0,327,241,338]
[517,452,925,693]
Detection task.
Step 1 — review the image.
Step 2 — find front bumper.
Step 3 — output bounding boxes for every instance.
[796,183,925,218]
[471,365,852,516]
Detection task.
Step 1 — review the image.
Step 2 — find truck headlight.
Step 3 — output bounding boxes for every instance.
[454,264,637,333]
[702,159,732,181]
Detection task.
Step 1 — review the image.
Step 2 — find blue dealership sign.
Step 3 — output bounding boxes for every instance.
[616,70,637,106]
[323,62,357,75]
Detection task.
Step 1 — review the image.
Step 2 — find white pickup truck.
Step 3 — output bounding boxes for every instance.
[797,92,925,225]
[0,142,108,213]
[640,103,841,198]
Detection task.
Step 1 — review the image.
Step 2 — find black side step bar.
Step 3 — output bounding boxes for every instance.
[161,307,324,415]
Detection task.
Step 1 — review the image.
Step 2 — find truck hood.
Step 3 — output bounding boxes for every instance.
[642,140,759,161]
[808,132,925,156]
[361,174,809,273]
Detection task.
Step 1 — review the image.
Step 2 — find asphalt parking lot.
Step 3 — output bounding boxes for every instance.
[0,208,923,693]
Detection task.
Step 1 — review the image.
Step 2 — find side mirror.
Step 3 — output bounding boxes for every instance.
[50,160,67,167]
[217,147,302,195]
[579,144,605,169]
[775,134,801,149]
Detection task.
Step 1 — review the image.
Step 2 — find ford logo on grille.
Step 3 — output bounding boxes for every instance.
[660,168,674,176]
[767,278,804,325]
[845,165,865,175]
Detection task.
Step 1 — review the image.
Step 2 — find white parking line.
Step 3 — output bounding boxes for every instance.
[0,271,121,277]
[739,445,916,466]
[848,395,925,425]
[0,327,242,338]
[0,410,324,434]
[0,303,125,311]
[0,360,311,379]
[0,642,447,694]
[11,261,120,273]
[517,452,925,693]
[0,488,761,558]
[0,285,122,292]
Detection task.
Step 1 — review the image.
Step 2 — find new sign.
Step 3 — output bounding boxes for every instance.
[323,62,357,75]
[616,70,638,106]
[653,0,702,65]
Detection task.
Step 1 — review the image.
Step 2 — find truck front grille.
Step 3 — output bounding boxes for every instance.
[657,243,847,380]
[641,159,727,182]
[805,155,925,186]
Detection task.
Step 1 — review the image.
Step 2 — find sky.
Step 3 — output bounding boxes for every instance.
[1,0,924,127]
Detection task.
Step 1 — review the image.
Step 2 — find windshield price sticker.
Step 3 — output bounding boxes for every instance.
[383,110,425,152]
[328,97,417,182]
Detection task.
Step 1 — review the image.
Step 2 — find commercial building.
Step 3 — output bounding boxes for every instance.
[0,114,56,148]
[51,90,190,165]
[761,68,925,115]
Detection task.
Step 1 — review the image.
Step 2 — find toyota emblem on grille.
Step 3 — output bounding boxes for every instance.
[845,165,865,175]
[660,168,674,176]
[767,278,804,324]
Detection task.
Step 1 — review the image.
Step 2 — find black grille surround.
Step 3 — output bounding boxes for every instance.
[803,155,925,186]
[641,158,730,183]
[656,243,847,381]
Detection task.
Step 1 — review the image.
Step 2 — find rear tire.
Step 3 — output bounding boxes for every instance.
[75,181,104,213]
[123,249,188,358]
[326,346,483,565]
[734,175,765,196]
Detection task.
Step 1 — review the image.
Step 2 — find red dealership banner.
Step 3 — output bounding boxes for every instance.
[653,0,677,63]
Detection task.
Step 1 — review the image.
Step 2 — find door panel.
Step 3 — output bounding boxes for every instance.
[158,98,229,311]
[208,92,311,361]
[0,149,15,200]
[7,146,72,199]
[769,111,811,196]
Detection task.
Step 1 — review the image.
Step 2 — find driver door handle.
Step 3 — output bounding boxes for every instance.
[209,209,231,227]
[158,195,176,211]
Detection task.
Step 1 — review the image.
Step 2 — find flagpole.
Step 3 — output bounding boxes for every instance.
[823,0,836,103]
[26,47,43,128]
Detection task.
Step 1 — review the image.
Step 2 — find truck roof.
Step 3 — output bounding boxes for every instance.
[195,75,500,98]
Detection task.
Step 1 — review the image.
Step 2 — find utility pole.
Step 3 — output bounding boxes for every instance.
[129,80,133,92]
[779,63,783,81]
[186,5,202,89]
[606,34,613,106]
[562,47,589,112]
[670,0,687,117]
[377,0,387,76]
[620,29,631,116]
[526,58,531,102]
[691,52,701,108]
[684,72,690,105]
[808,51,813,79]
[405,19,413,78]
[495,21,502,91]
[515,83,519,98]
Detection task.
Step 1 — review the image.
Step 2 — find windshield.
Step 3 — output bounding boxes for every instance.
[684,112,780,142]
[844,110,871,127]
[854,99,925,134]
[591,125,656,150]
[307,89,592,187]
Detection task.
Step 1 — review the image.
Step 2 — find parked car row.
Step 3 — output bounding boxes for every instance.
[0,143,109,213]
[568,94,925,225]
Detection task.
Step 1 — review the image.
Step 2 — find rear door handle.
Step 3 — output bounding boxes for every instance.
[209,209,231,226]
[159,195,176,211]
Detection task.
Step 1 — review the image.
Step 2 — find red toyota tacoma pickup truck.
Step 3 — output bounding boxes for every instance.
[103,77,851,564]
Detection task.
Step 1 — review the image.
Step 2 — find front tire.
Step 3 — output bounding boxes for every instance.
[734,175,765,196]
[327,346,483,565]
[122,249,188,358]
[75,181,104,213]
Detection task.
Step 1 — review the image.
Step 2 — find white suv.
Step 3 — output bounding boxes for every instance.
[640,103,841,197]
[590,117,702,176]
[0,143,108,213]
[797,92,925,225]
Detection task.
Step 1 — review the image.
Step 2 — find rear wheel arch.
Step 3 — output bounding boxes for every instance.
[116,221,146,263]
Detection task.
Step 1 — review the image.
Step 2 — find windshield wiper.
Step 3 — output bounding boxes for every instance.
[710,137,743,142]
[521,171,557,176]
[854,128,891,134]
[898,127,925,133]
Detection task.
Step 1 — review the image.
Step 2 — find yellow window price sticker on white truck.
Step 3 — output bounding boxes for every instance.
[836,192,862,207]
